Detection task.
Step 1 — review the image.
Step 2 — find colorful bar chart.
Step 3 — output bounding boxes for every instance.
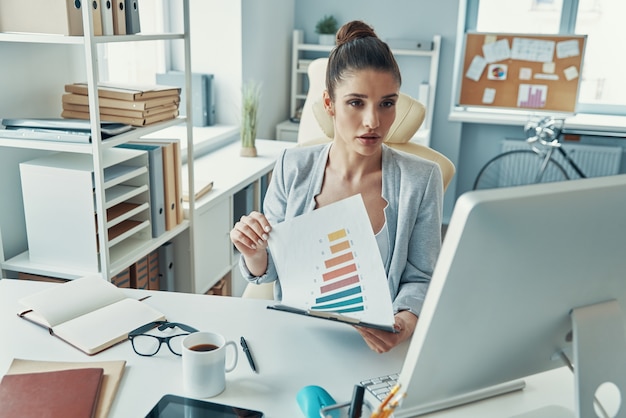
[517,84,547,108]
[310,227,365,314]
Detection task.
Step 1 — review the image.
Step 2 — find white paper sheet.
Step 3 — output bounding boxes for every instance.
[268,195,395,328]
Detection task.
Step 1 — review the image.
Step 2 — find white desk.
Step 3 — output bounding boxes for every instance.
[1,279,582,418]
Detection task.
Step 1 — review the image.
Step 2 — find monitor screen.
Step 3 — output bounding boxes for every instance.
[394,174,626,417]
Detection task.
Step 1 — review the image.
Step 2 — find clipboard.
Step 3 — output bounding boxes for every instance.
[267,304,397,333]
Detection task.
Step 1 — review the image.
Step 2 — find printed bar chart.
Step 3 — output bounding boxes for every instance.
[311,228,365,313]
[518,84,547,108]
[267,194,396,330]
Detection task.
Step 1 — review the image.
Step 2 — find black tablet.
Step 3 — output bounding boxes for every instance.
[145,394,264,418]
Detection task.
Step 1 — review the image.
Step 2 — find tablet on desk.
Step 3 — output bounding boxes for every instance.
[146,394,264,417]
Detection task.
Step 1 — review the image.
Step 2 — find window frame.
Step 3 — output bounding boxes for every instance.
[451,0,626,128]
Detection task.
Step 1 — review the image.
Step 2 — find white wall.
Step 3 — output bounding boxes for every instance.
[169,0,243,127]
[0,43,85,261]
[242,0,294,140]
[170,0,294,140]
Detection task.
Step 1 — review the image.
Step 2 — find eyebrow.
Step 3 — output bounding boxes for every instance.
[342,93,399,100]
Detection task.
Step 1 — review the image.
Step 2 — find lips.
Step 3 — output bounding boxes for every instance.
[358,133,380,141]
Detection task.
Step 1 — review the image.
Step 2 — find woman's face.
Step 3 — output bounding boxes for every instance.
[325,69,399,157]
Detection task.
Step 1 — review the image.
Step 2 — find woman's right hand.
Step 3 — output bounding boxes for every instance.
[230,211,272,275]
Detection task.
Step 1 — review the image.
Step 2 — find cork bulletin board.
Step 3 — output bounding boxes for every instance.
[457,32,587,113]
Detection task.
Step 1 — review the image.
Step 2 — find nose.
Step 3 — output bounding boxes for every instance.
[363,105,380,130]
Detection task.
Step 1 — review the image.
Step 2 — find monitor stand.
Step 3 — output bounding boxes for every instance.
[571,299,626,418]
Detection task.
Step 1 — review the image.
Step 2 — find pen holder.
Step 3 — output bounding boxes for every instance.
[319,400,374,418]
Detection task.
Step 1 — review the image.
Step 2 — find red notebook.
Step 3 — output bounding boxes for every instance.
[0,367,104,418]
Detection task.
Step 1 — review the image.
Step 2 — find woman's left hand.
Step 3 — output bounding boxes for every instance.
[355,311,418,353]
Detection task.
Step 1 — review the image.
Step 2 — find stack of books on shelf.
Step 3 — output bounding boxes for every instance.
[61,82,181,127]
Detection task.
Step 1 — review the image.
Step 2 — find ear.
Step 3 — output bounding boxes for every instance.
[322,90,334,116]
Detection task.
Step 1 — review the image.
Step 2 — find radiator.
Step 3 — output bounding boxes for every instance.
[502,139,622,179]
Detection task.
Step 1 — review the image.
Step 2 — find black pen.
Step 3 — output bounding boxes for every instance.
[240,336,257,373]
[349,384,364,418]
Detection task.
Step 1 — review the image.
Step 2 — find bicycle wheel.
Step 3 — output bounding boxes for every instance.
[473,150,570,190]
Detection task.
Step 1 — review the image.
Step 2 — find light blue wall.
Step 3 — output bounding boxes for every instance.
[295,0,463,220]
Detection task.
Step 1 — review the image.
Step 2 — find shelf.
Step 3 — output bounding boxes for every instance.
[106,202,147,228]
[1,219,190,280]
[105,184,149,208]
[108,219,150,247]
[0,32,184,45]
[0,117,188,154]
[0,0,195,286]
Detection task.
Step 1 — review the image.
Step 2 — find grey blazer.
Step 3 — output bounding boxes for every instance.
[239,143,443,316]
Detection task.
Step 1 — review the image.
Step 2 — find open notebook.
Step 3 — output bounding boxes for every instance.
[18,276,165,355]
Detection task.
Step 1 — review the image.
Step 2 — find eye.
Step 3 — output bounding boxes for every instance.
[347,99,363,107]
[380,99,396,108]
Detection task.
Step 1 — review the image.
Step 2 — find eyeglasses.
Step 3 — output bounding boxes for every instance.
[128,321,198,356]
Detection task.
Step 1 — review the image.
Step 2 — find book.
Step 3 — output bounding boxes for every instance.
[4,358,126,418]
[1,118,133,138]
[61,108,179,127]
[266,195,396,332]
[65,82,181,101]
[0,127,93,143]
[63,102,179,118]
[62,93,180,111]
[17,276,166,355]
[0,367,104,418]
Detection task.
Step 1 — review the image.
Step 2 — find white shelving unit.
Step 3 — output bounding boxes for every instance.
[0,0,195,282]
[284,29,441,146]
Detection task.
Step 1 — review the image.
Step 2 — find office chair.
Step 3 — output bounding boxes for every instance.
[242,58,455,300]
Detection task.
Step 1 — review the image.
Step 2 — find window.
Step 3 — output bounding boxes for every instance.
[98,1,166,83]
[468,0,626,115]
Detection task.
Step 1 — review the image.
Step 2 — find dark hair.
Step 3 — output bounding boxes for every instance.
[326,20,401,100]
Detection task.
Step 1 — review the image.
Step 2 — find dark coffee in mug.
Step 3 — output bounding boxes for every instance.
[190,343,219,352]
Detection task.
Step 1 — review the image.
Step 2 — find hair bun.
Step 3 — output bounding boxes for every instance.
[335,20,377,47]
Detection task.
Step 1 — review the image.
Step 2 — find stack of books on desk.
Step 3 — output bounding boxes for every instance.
[61,82,181,127]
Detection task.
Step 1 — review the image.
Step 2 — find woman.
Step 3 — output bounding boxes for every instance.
[230,21,443,353]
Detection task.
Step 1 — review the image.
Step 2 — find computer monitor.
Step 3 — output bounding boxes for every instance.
[392,174,626,417]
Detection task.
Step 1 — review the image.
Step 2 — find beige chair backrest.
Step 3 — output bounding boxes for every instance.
[297,58,455,191]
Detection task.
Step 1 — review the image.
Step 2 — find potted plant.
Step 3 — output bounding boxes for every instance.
[240,80,261,157]
[315,14,338,45]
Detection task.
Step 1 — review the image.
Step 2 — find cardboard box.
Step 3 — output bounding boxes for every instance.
[0,0,83,36]
[111,268,131,288]
[130,255,149,289]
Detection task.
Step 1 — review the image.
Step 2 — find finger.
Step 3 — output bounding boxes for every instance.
[230,222,264,250]
[247,211,272,234]
[240,213,271,243]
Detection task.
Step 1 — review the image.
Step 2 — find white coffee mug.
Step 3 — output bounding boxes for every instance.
[182,331,238,398]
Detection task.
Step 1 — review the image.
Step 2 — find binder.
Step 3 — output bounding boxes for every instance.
[156,71,215,127]
[117,143,166,237]
[101,0,114,35]
[138,138,182,229]
[112,0,126,35]
[172,140,184,224]
[158,242,175,291]
[124,0,141,34]
[91,0,103,36]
